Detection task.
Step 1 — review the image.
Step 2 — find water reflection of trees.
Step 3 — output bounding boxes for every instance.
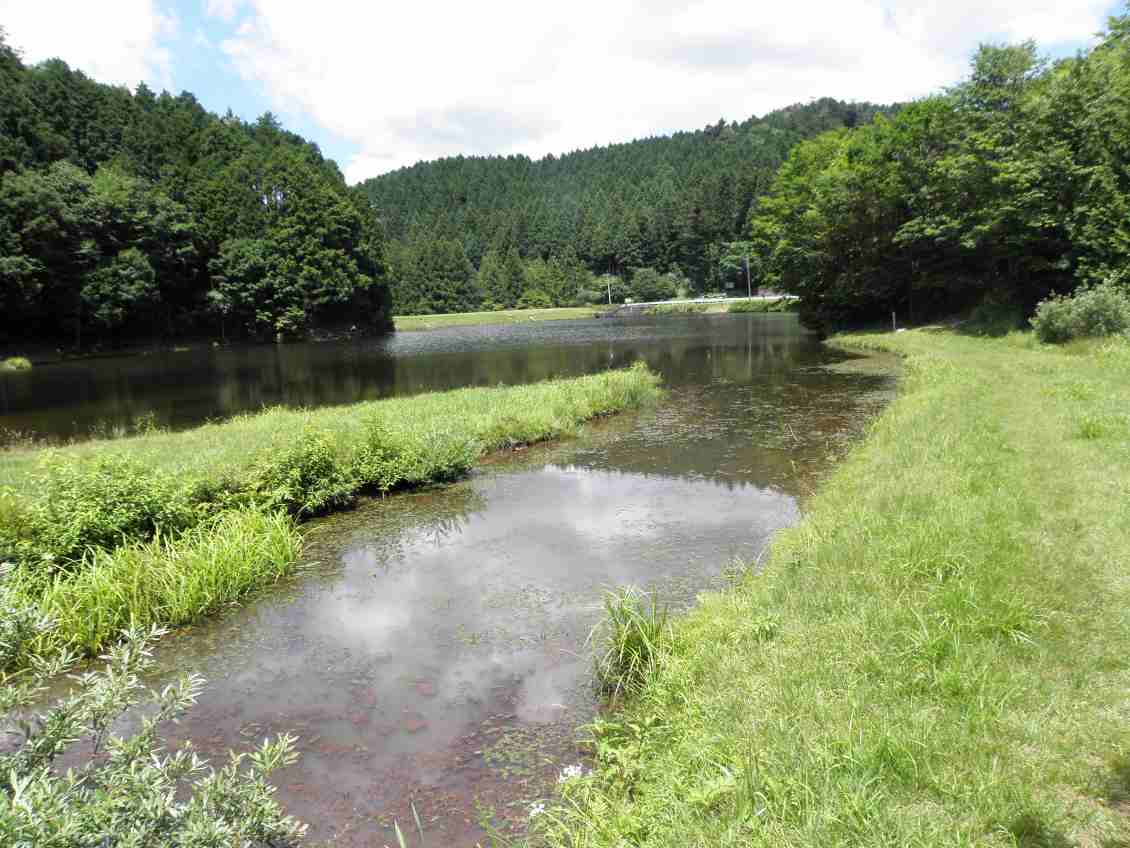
[2,316,832,441]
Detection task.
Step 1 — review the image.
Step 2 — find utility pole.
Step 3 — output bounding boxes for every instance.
[607,276,612,305]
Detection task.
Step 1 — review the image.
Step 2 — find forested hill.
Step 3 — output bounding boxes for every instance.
[750,15,1130,331]
[359,99,891,313]
[0,31,390,348]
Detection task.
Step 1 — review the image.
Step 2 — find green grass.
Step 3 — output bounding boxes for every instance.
[394,306,605,331]
[1,356,32,371]
[13,509,300,660]
[1,366,661,667]
[727,297,797,314]
[591,588,672,704]
[537,331,1130,847]
[0,365,662,559]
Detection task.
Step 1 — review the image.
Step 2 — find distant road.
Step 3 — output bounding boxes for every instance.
[609,294,796,313]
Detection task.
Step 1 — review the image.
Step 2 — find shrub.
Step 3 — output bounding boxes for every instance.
[245,428,355,516]
[590,587,671,703]
[11,453,196,568]
[1031,281,1130,343]
[0,622,305,845]
[1,356,32,372]
[629,267,679,303]
[517,288,552,309]
[596,274,630,304]
[352,421,479,495]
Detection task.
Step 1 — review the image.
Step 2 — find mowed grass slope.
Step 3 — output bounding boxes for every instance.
[541,332,1130,846]
[394,306,604,331]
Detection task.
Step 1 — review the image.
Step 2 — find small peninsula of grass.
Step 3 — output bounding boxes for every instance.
[0,365,661,666]
[541,332,1130,846]
[394,305,604,331]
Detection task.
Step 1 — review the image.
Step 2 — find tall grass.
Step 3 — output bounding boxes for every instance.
[539,332,1130,847]
[10,509,300,663]
[591,588,671,703]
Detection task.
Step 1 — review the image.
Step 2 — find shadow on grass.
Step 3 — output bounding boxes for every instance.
[1003,813,1073,848]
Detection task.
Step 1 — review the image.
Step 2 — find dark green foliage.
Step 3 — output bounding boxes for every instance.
[360,99,892,313]
[1030,281,1130,343]
[245,430,356,516]
[0,32,391,346]
[750,16,1130,329]
[2,454,195,568]
[628,267,680,302]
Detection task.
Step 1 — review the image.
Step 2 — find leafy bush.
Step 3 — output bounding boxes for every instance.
[596,274,630,304]
[629,267,679,303]
[246,429,355,516]
[590,587,671,703]
[11,453,196,568]
[0,619,305,845]
[1031,281,1130,343]
[517,288,552,309]
[352,422,477,494]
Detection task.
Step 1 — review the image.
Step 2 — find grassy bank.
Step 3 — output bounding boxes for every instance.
[394,306,604,331]
[1,365,661,664]
[540,332,1130,846]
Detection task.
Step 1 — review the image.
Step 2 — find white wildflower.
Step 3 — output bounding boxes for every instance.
[528,801,547,818]
[557,763,586,784]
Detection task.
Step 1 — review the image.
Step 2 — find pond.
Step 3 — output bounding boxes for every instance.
[12,315,896,845]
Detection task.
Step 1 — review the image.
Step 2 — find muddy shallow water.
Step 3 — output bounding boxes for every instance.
[21,316,897,845]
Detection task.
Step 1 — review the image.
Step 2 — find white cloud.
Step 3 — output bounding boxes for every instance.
[0,0,177,90]
[205,0,244,23]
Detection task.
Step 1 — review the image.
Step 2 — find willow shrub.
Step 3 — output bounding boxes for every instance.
[1031,281,1130,343]
[0,615,305,845]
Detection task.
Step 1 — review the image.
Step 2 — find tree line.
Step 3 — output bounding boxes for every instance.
[0,29,391,348]
[361,99,891,313]
[749,12,1130,330]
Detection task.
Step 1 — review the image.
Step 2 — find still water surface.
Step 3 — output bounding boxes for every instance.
[20,316,895,845]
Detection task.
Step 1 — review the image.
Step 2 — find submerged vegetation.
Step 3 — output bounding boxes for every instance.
[0,366,661,665]
[542,331,1130,846]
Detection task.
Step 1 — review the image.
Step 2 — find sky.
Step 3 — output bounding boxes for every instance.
[0,1,1121,184]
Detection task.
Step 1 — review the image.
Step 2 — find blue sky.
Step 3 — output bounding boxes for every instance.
[1,0,1122,183]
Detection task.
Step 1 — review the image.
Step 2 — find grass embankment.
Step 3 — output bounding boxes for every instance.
[727,296,797,314]
[542,332,1130,846]
[0,365,661,665]
[394,306,603,331]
